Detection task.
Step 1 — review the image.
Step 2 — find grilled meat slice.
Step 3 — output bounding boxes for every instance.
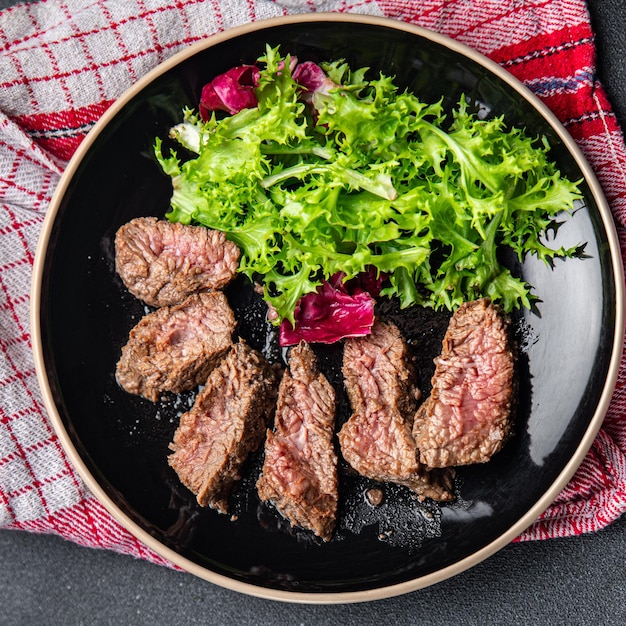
[169,341,280,514]
[338,321,454,502]
[115,217,240,307]
[257,342,338,541]
[116,291,236,402]
[413,298,514,467]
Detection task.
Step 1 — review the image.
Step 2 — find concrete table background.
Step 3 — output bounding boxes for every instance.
[1,0,625,623]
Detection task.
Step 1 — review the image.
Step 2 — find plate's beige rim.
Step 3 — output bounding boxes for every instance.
[30,12,625,604]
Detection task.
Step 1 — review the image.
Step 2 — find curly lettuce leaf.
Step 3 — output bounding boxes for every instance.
[156,45,584,326]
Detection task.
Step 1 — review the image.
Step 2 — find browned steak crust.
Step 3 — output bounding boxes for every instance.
[257,342,338,541]
[169,341,280,514]
[115,291,236,402]
[413,298,514,467]
[115,217,240,307]
[338,321,454,502]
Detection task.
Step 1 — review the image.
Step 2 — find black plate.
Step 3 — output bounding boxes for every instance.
[32,15,624,602]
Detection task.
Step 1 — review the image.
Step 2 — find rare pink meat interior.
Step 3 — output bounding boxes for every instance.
[257,342,338,541]
[414,298,515,467]
[115,217,240,307]
[169,341,280,514]
[338,321,454,502]
[115,291,236,402]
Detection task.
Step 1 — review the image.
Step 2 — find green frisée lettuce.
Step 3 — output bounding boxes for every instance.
[155,45,583,324]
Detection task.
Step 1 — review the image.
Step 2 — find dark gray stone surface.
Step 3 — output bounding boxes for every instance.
[1,0,625,623]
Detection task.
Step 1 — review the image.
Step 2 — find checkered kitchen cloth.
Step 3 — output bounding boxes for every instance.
[1,0,625,566]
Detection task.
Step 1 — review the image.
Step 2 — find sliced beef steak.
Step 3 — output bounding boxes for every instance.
[169,341,280,514]
[115,217,240,307]
[413,298,514,467]
[257,342,338,541]
[338,321,454,502]
[116,291,236,402]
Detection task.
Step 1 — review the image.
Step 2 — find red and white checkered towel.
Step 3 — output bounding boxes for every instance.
[1,0,625,566]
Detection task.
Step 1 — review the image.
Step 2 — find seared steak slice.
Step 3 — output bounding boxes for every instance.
[115,217,240,307]
[413,298,514,467]
[116,291,236,402]
[338,321,454,502]
[169,341,280,514]
[257,342,338,541]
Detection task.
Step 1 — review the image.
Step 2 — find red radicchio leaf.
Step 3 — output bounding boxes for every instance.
[199,65,260,119]
[343,266,387,298]
[292,61,335,93]
[292,61,339,111]
[279,271,382,346]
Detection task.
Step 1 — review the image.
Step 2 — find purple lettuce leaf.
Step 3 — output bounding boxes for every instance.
[279,270,384,346]
[199,65,260,119]
[292,61,339,112]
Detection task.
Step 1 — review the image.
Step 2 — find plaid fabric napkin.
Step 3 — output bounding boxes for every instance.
[1,0,625,566]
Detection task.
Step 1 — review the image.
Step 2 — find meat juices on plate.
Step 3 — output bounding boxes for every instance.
[169,341,280,514]
[115,217,240,307]
[115,291,236,402]
[257,342,338,541]
[338,321,454,502]
[413,298,514,467]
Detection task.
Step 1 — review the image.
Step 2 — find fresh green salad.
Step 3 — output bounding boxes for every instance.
[155,45,583,331]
